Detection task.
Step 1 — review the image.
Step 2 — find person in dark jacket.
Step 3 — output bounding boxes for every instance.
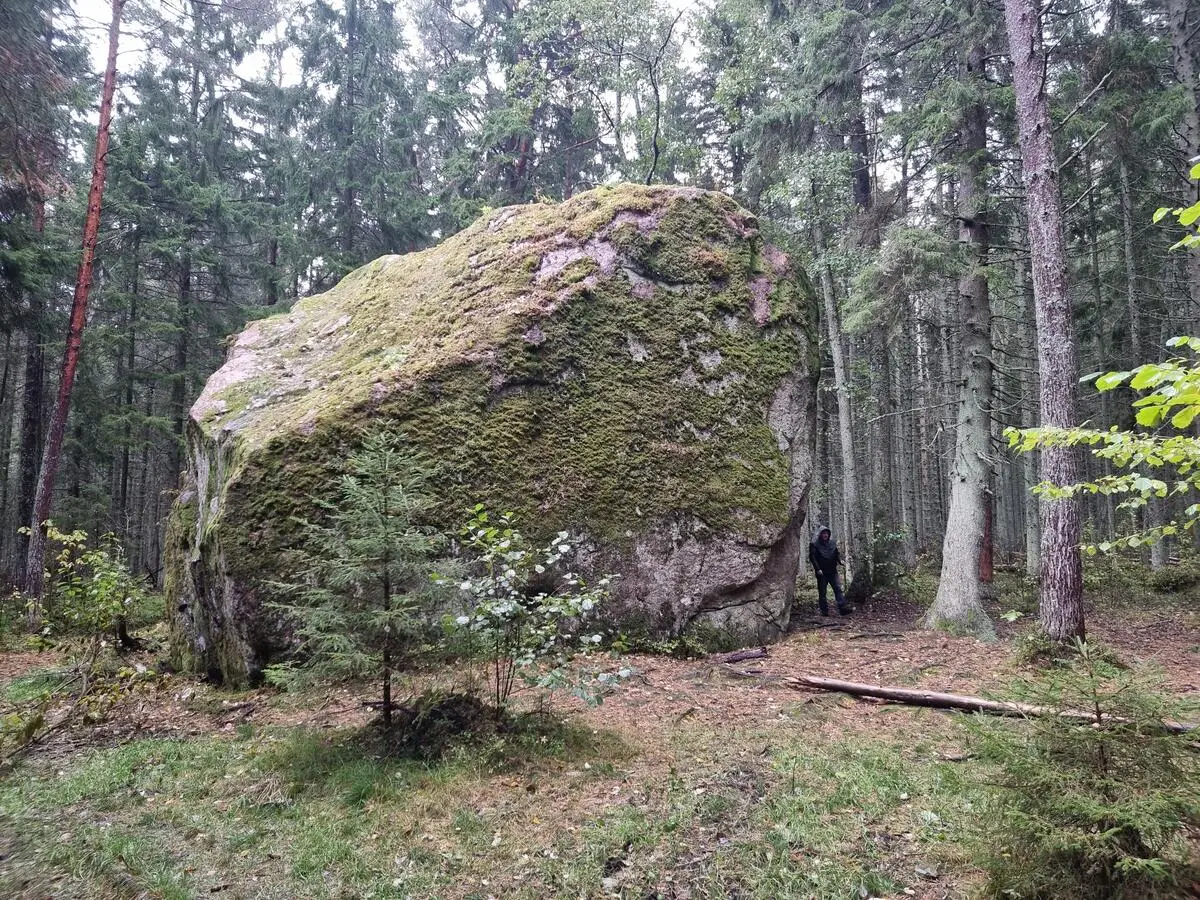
[809,526,850,616]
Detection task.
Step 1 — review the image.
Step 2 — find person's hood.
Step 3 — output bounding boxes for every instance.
[810,526,837,558]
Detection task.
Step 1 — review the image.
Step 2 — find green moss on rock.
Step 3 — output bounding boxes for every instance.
[167,184,819,685]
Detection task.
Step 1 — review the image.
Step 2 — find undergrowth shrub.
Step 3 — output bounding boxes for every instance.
[2,525,160,760]
[611,618,740,657]
[1147,561,1200,594]
[898,569,938,608]
[969,640,1200,899]
[870,525,909,590]
[439,506,628,713]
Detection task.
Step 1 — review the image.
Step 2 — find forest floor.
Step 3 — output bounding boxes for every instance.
[0,576,1197,900]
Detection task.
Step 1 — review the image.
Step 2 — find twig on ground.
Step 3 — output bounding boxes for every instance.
[722,647,768,663]
[847,632,905,640]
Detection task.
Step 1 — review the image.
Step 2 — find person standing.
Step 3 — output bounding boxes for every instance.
[809,526,850,616]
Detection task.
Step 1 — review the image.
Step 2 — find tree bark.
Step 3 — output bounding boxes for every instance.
[812,220,872,602]
[1118,159,1142,364]
[23,0,125,615]
[927,43,995,639]
[16,307,43,577]
[1166,0,1200,309]
[1004,0,1085,640]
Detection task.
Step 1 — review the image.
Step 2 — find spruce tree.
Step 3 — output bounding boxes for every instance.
[268,431,450,728]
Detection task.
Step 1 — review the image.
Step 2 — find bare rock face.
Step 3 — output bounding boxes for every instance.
[165,184,819,685]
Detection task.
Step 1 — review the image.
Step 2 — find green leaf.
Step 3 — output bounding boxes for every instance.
[1153,207,1171,224]
[1136,406,1164,427]
[1171,407,1198,429]
[1095,371,1129,391]
[1129,366,1161,390]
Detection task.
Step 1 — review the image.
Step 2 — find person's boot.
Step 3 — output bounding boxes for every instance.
[837,605,852,616]
[819,604,830,616]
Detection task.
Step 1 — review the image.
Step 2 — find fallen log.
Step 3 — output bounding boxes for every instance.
[773,674,1197,735]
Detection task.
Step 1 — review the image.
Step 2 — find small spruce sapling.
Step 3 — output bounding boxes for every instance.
[440,506,626,713]
[266,431,450,727]
[969,640,1200,898]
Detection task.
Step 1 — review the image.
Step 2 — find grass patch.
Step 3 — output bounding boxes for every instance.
[0,711,633,899]
[1,668,71,705]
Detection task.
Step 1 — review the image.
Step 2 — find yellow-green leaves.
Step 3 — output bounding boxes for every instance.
[1093,370,1130,391]
[1157,166,1200,249]
[1010,337,1200,555]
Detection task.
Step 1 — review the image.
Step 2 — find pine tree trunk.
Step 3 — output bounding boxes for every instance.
[813,221,871,603]
[1004,0,1085,640]
[15,194,47,578]
[1166,0,1200,308]
[927,50,995,639]
[341,0,359,260]
[1118,160,1142,364]
[0,333,12,568]
[171,255,191,479]
[118,233,139,534]
[16,312,43,578]
[23,0,125,614]
[1120,159,1169,568]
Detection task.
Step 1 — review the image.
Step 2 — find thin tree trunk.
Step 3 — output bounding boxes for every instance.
[16,196,47,578]
[1166,0,1200,309]
[777,674,1195,733]
[171,254,191,479]
[896,340,918,566]
[23,0,125,614]
[1004,0,1085,640]
[0,333,12,569]
[1118,160,1143,364]
[341,0,359,259]
[16,312,43,577]
[813,220,871,602]
[927,45,995,639]
[1120,160,1170,568]
[119,233,139,532]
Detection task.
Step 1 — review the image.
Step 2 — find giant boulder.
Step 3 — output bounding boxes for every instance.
[166,184,818,684]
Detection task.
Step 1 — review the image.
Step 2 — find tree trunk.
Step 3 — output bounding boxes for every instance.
[0,333,12,568]
[1166,0,1200,309]
[927,46,995,639]
[23,0,125,614]
[340,0,359,260]
[1118,159,1142,365]
[170,254,191,479]
[1003,0,1085,640]
[813,221,872,602]
[118,232,139,534]
[16,310,43,578]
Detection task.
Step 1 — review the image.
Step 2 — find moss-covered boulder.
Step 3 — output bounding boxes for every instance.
[166,184,819,684]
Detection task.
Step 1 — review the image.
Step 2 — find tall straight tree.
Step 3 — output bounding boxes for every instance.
[1003,0,1084,640]
[0,0,84,579]
[926,36,995,638]
[24,0,125,614]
